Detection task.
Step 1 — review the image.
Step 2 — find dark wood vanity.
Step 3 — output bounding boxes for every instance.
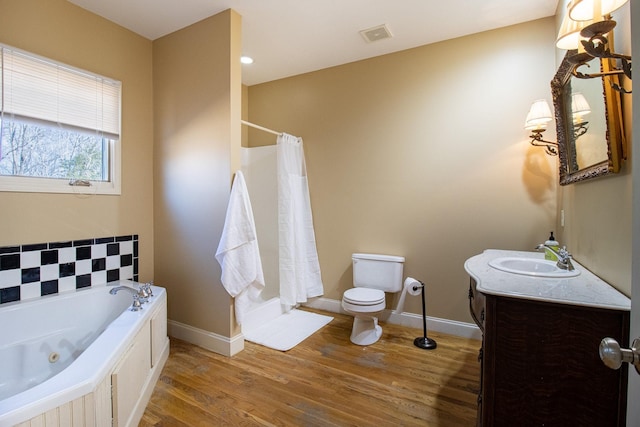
[469,278,629,426]
[466,250,631,427]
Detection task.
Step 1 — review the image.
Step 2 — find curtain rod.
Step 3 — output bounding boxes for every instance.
[241,120,281,136]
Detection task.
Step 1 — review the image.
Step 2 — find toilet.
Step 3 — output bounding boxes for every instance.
[342,253,405,345]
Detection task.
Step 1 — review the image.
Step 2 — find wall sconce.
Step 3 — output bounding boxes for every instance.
[525,94,591,156]
[556,0,631,93]
[525,99,558,156]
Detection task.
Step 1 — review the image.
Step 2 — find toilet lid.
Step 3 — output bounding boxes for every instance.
[343,288,385,305]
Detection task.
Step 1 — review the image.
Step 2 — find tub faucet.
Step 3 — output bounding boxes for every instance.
[109,286,143,311]
[535,244,575,271]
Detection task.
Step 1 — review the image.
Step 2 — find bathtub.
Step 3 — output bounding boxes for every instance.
[0,281,169,427]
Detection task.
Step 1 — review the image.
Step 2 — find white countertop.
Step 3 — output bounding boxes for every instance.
[464,249,630,311]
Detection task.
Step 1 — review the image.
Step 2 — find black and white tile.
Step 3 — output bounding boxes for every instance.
[0,235,139,304]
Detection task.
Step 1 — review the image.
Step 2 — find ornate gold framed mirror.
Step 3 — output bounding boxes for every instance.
[551,51,625,185]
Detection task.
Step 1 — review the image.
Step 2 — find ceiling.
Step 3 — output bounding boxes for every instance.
[67,0,559,86]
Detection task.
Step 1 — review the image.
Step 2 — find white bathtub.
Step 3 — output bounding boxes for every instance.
[0,281,169,427]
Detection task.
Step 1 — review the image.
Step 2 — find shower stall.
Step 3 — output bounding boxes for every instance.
[238,137,331,351]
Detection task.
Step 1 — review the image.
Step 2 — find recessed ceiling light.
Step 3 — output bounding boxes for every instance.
[240,56,254,64]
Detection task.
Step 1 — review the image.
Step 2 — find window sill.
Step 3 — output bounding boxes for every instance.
[0,176,121,195]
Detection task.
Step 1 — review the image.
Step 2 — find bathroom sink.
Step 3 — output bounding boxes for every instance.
[488,257,580,278]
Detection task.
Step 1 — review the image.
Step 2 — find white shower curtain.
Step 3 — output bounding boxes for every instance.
[277,133,324,306]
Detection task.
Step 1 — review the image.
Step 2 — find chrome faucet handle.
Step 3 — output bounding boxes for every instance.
[131,294,143,311]
[145,281,154,297]
[137,284,150,303]
[558,246,571,258]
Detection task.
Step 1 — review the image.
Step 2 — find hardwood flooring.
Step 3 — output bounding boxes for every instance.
[140,309,481,427]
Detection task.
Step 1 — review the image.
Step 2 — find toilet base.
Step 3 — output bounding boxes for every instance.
[350,316,382,346]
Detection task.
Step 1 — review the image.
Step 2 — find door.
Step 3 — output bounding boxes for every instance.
[599,0,639,421]
[630,0,640,423]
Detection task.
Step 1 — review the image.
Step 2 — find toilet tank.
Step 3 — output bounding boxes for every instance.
[352,253,405,292]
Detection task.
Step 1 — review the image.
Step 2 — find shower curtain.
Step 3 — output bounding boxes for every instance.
[277,133,324,306]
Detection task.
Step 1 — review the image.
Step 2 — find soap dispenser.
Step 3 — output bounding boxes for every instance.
[544,231,559,261]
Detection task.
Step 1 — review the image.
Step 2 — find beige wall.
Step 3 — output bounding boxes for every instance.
[3,0,630,341]
[153,10,242,338]
[555,1,633,296]
[247,18,558,323]
[0,0,154,281]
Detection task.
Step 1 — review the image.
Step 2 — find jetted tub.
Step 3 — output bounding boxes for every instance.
[0,280,169,427]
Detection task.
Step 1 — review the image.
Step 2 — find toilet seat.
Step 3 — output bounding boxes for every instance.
[343,288,385,305]
[342,288,386,314]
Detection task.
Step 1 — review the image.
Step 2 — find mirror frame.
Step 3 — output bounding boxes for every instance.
[551,51,625,185]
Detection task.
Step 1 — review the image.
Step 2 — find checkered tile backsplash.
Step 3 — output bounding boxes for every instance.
[0,235,139,304]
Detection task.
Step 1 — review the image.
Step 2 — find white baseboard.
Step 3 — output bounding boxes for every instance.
[303,297,482,341]
[168,319,244,356]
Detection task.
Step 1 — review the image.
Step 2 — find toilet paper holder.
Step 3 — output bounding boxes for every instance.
[395,277,437,350]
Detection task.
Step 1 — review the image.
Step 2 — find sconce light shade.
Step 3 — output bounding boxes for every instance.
[560,0,632,93]
[525,99,559,156]
[568,0,629,21]
[556,14,593,49]
[571,93,591,118]
[524,100,553,130]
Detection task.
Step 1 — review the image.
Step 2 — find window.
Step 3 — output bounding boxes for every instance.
[0,45,121,194]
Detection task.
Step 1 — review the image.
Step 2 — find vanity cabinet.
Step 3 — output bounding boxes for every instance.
[469,278,629,427]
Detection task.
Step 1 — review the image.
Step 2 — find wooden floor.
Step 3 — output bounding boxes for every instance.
[140,309,481,427]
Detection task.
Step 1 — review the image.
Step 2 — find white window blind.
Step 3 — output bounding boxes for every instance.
[0,45,121,138]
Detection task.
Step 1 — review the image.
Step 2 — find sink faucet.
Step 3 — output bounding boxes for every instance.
[535,244,575,271]
[109,285,143,311]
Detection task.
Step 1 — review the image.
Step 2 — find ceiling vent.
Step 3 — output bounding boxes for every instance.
[359,24,393,43]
